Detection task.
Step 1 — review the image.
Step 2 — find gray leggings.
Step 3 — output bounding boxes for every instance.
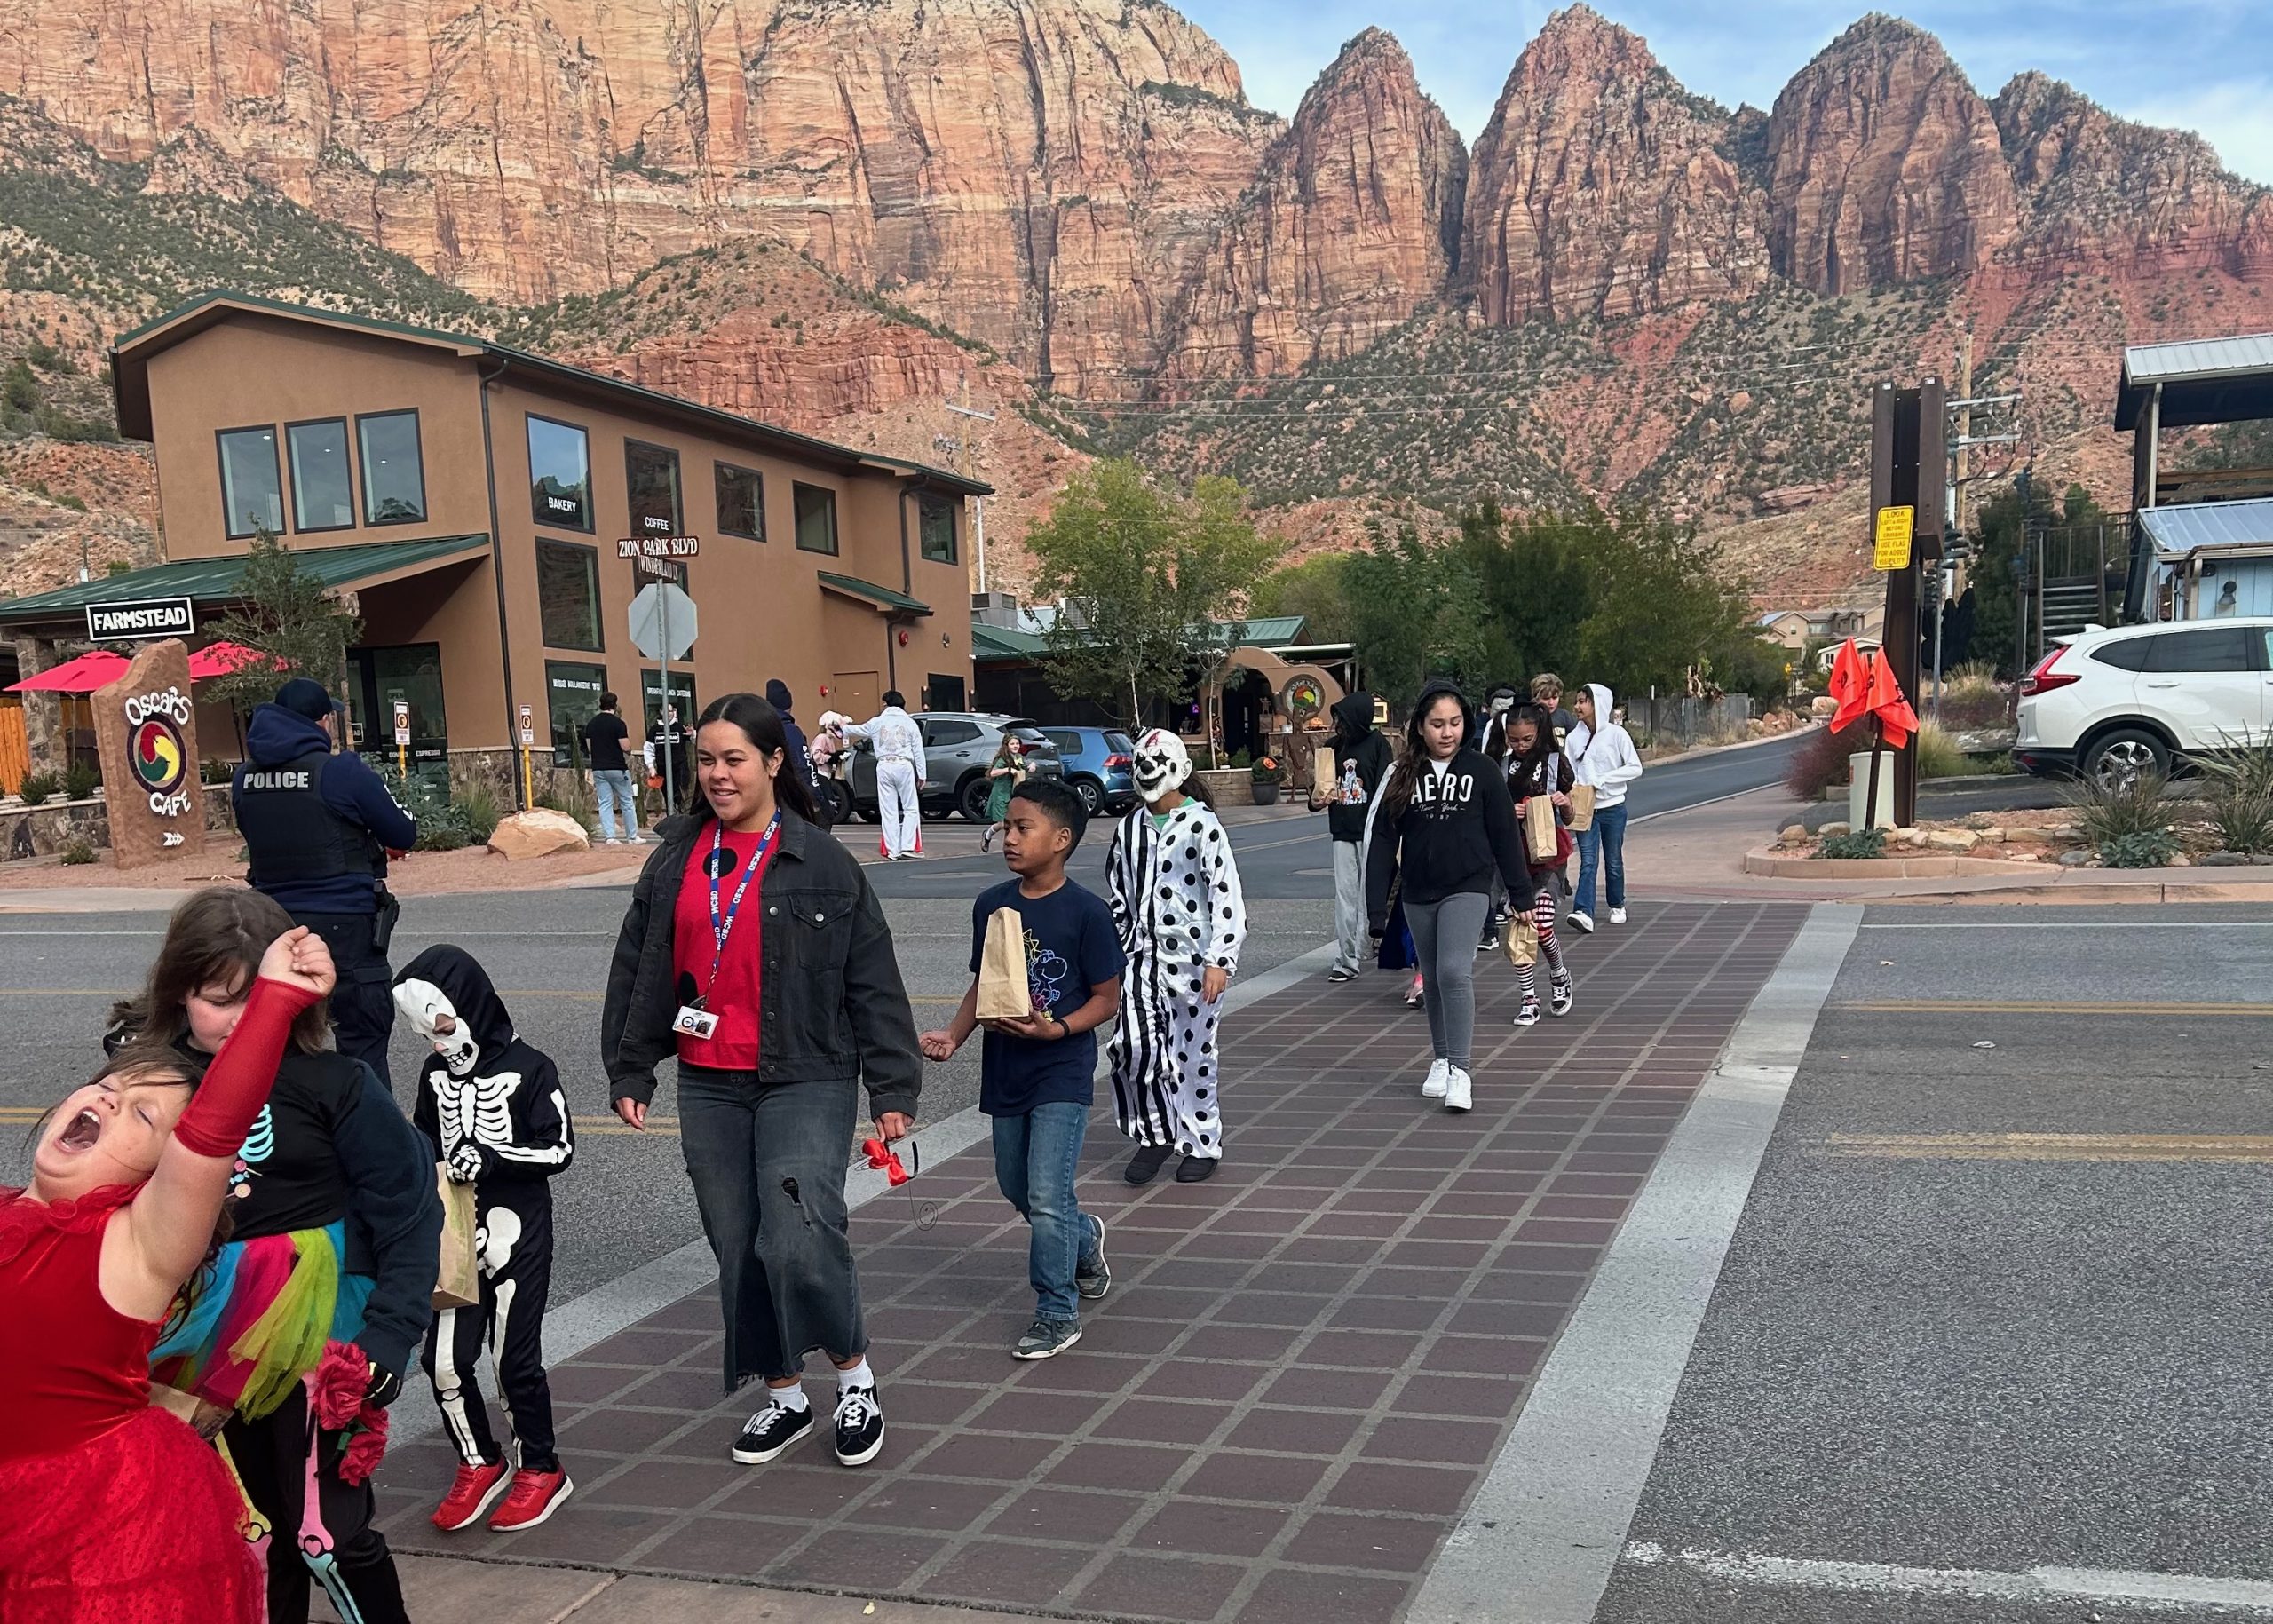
[1404,891,1493,1070]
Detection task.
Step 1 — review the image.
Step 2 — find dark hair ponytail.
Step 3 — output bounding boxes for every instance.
[693,693,820,824]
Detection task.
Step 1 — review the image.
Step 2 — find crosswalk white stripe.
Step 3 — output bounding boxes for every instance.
[1622,1541,2273,1613]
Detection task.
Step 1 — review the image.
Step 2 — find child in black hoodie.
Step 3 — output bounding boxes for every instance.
[1365,681,1535,1113]
[393,946,576,1535]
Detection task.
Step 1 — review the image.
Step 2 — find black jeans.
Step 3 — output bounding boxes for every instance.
[677,1065,868,1390]
[295,912,395,1088]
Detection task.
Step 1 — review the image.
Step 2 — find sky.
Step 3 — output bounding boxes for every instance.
[1172,0,2273,186]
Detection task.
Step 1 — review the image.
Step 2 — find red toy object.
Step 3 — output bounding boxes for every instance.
[862,1138,914,1186]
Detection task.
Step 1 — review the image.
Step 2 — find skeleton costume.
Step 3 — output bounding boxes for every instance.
[392,947,574,1477]
[1106,730,1247,1161]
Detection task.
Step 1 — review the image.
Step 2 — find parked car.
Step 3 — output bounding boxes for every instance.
[1040,726,1138,816]
[2014,619,2273,788]
[843,713,1063,823]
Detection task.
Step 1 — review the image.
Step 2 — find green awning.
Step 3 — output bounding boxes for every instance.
[0,535,490,626]
[817,572,931,615]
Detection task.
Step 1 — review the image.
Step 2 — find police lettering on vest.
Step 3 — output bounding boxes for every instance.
[237,769,313,791]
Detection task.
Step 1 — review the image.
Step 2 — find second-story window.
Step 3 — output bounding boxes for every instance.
[358,410,426,525]
[918,493,958,564]
[716,462,765,541]
[527,416,592,531]
[626,440,682,537]
[794,482,838,555]
[287,418,354,533]
[218,426,283,539]
[535,538,603,652]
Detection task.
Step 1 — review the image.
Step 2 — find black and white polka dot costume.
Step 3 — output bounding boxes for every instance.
[1106,799,1247,1160]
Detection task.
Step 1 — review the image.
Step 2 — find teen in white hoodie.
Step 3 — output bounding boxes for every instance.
[1566,683,1643,931]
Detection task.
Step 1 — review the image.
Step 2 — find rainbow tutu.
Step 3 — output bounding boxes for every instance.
[150,1223,372,1421]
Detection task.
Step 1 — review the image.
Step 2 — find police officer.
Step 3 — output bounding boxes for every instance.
[233,677,418,1082]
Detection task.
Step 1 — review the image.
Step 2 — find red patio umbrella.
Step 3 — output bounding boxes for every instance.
[187,641,276,680]
[6,649,129,693]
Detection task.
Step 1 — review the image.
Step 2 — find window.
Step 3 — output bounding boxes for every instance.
[922,719,980,747]
[357,410,425,525]
[716,462,765,541]
[925,673,966,711]
[527,416,592,530]
[285,419,354,532]
[535,539,603,652]
[641,669,698,741]
[344,644,448,772]
[218,426,283,538]
[1105,731,1135,755]
[625,440,682,537]
[1043,729,1081,757]
[2090,638,2154,672]
[918,493,957,564]
[2143,628,2253,673]
[794,482,838,554]
[544,661,608,766]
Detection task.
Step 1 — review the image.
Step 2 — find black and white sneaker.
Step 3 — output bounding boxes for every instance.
[1327,967,1354,983]
[1013,1318,1083,1360]
[832,1386,885,1467]
[1513,994,1541,1028]
[1075,1214,1111,1301]
[731,1398,814,1464]
[1548,975,1573,1018]
[1566,910,1596,935]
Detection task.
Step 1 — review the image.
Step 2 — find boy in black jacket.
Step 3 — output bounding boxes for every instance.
[1312,690,1393,982]
[393,946,576,1534]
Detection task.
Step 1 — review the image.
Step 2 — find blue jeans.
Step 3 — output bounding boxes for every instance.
[1574,800,1628,915]
[594,769,635,841]
[991,1102,1099,1323]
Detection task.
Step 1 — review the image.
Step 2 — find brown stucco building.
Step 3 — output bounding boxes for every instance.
[0,291,985,796]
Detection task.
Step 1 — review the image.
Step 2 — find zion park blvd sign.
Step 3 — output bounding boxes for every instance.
[91,638,205,869]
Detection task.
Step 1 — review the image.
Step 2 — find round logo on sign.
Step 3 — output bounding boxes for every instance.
[131,717,186,794]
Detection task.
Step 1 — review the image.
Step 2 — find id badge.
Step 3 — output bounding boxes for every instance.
[673,1004,721,1041]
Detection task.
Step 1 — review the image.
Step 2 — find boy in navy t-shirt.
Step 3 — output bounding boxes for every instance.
[921,779,1124,1359]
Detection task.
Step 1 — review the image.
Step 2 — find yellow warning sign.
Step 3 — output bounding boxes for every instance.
[1873,505,1915,571]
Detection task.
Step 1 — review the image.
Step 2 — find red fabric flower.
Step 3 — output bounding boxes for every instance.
[311,1341,370,1431]
[338,1406,390,1487]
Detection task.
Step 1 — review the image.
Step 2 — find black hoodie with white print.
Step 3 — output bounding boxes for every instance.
[1364,681,1537,928]
[393,945,575,1185]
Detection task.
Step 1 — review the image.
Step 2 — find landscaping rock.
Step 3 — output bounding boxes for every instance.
[1778,824,1810,847]
[1923,830,1980,852]
[2198,852,2252,867]
[2003,827,2053,844]
[1963,812,1997,831]
[2045,824,2082,842]
[2167,853,2191,867]
[2058,849,2093,867]
[2008,851,2040,861]
[486,809,590,860]
[1891,826,1923,845]
[1818,821,1850,838]
[1976,827,2008,844]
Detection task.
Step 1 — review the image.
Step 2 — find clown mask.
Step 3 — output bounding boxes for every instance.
[1131,728,1193,805]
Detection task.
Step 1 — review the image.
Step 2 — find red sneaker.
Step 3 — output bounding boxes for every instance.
[489,1467,574,1532]
[432,1460,511,1531]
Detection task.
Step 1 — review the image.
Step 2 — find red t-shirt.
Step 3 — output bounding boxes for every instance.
[673,823,780,1071]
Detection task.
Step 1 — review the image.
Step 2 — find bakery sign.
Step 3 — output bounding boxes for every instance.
[85,597,195,643]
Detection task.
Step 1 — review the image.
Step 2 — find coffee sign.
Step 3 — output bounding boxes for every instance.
[86,597,194,643]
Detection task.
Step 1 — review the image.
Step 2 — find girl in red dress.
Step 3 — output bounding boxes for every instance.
[0,925,334,1624]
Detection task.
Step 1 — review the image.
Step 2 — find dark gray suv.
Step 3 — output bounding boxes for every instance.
[845,713,1062,822]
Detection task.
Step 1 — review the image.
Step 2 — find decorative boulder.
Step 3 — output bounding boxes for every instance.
[487,809,590,860]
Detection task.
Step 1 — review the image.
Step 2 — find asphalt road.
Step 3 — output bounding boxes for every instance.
[1597,903,2273,1622]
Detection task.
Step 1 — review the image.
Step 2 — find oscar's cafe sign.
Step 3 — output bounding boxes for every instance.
[123,685,195,829]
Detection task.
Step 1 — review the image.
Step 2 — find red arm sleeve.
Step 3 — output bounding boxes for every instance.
[173,977,321,1158]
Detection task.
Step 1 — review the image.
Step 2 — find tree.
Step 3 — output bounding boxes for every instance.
[204,528,363,717]
[1023,460,1280,731]
[1343,519,1491,702]
[1453,502,1593,685]
[1250,552,1353,644]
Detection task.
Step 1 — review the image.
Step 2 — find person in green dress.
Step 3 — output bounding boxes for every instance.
[980,738,1026,854]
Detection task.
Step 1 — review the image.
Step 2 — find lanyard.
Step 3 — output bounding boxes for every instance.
[701,814,780,1002]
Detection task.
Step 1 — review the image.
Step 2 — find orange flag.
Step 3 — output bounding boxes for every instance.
[1827,639,1871,733]
[1865,649,1919,749]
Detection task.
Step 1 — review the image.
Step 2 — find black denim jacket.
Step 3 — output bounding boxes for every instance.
[600,809,923,1119]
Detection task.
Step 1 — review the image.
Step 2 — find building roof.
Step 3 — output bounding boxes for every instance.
[2115,332,2273,431]
[110,291,992,498]
[2138,497,2273,558]
[0,535,491,627]
[816,572,932,616]
[971,615,1308,665]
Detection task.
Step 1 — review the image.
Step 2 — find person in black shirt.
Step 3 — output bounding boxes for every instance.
[582,692,637,845]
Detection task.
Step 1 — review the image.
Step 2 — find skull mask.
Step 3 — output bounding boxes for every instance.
[1131,728,1193,805]
[392,978,480,1077]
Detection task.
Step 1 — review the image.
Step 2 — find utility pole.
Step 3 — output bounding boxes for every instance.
[945,389,996,595]
[1872,380,1945,830]
[1930,321,1974,719]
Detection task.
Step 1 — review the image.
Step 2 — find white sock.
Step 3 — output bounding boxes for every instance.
[836,1358,875,1393]
[767,1382,808,1414]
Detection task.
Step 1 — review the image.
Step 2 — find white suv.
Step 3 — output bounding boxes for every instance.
[2015,618,2273,788]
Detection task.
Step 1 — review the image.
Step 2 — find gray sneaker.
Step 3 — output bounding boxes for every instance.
[1075,1214,1111,1301]
[1012,1318,1083,1359]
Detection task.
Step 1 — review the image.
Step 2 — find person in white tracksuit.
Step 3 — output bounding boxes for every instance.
[1565,682,1643,931]
[844,691,928,860]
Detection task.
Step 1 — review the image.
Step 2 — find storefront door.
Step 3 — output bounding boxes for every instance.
[345,643,448,785]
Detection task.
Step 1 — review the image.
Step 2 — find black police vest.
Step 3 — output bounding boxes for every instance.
[235,750,384,891]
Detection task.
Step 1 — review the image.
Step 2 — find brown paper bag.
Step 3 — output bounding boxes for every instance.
[975,906,1033,1021]
[1523,795,1560,862]
[1312,743,1338,802]
[432,1168,479,1311]
[1566,782,1596,833]
[1503,916,1540,968]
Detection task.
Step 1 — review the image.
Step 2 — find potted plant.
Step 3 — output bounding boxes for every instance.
[1249,754,1284,805]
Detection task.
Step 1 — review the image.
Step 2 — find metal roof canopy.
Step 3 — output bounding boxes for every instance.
[2114,333,2273,430]
[817,572,932,616]
[0,534,491,627]
[2137,497,2273,558]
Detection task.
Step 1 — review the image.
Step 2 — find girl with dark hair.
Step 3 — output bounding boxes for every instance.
[111,886,437,1624]
[1501,704,1577,1027]
[1,925,333,1624]
[604,693,922,1473]
[1364,681,1533,1113]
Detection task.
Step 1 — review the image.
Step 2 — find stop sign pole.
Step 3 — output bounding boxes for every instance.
[625,546,700,817]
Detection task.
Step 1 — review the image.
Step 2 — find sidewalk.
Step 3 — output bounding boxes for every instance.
[368,900,1806,1623]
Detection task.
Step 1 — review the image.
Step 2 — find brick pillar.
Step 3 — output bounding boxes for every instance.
[13,636,60,773]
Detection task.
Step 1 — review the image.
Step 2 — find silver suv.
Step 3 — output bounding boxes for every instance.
[844,713,1063,823]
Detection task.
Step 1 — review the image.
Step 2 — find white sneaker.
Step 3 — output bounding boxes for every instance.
[1422,1058,1450,1099]
[1444,1067,1472,1112]
[1566,911,1595,935]
[1609,907,1627,925]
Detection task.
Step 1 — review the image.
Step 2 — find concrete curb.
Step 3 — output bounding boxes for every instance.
[1743,848,2049,878]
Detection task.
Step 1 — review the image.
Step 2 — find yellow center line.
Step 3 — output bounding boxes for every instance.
[1837,1001,2273,1018]
[1816,1132,2273,1162]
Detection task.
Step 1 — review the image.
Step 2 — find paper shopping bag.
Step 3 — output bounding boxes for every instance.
[1566,783,1596,833]
[1503,916,1540,968]
[432,1168,480,1311]
[975,906,1033,1021]
[1312,743,1337,801]
[1523,795,1561,862]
